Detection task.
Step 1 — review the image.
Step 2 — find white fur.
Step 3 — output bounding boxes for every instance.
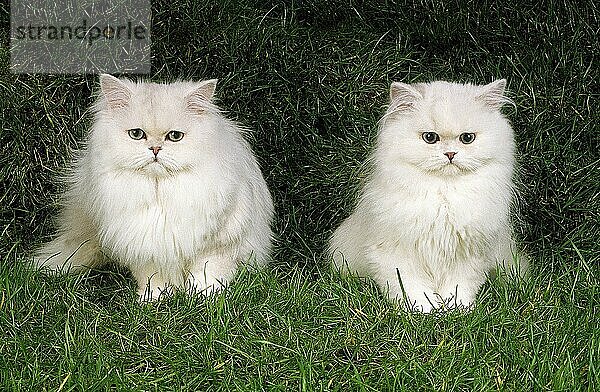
[35,75,274,300]
[329,80,526,312]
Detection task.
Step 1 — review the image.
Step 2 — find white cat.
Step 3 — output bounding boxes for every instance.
[35,74,274,300]
[329,79,527,312]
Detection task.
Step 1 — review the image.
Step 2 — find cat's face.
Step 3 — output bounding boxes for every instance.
[91,75,219,178]
[378,80,515,176]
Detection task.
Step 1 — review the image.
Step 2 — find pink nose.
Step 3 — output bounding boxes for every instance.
[444,151,457,162]
[149,146,161,156]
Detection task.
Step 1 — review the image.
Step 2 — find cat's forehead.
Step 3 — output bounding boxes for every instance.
[414,84,485,131]
[124,83,190,129]
[132,83,186,106]
[421,81,479,97]
[421,97,478,132]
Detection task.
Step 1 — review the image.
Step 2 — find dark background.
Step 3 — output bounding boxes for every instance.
[1,1,599,389]
[2,0,598,271]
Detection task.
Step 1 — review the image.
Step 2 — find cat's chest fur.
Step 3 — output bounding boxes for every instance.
[88,170,229,266]
[372,172,510,262]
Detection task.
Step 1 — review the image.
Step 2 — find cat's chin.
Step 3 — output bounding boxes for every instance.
[138,161,177,178]
[425,162,477,176]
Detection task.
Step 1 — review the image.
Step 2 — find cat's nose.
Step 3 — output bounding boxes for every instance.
[149,146,162,156]
[444,151,457,162]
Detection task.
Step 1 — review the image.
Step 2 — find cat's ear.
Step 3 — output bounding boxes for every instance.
[388,82,423,113]
[476,79,513,109]
[99,74,132,110]
[186,79,218,114]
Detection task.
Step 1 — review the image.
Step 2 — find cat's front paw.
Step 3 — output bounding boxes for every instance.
[134,272,173,302]
[387,282,439,313]
[137,283,173,302]
[402,293,443,313]
[186,272,227,296]
[391,288,470,313]
[405,298,436,313]
[407,293,476,313]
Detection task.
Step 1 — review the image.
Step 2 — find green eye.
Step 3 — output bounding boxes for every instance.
[459,132,476,144]
[128,128,146,140]
[422,132,440,144]
[166,130,184,142]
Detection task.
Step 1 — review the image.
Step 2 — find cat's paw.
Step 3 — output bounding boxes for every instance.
[137,283,172,302]
[134,273,173,302]
[185,272,227,296]
[386,282,439,313]
[412,293,476,313]
[404,294,442,313]
[393,289,472,313]
[387,289,434,313]
[406,299,436,313]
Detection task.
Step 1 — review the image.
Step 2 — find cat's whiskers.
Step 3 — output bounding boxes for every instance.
[416,156,485,176]
[456,157,487,172]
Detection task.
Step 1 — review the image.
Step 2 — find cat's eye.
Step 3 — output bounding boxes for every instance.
[166,130,184,142]
[128,128,146,140]
[422,132,440,144]
[459,132,476,144]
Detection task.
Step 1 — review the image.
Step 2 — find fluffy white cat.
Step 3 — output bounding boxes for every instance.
[35,74,274,300]
[329,79,527,312]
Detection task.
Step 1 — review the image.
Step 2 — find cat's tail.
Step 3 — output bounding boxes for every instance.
[33,206,105,274]
[328,214,371,277]
[493,236,530,281]
[33,234,104,274]
[505,251,530,280]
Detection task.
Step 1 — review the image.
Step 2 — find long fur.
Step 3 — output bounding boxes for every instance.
[35,75,274,300]
[329,80,527,312]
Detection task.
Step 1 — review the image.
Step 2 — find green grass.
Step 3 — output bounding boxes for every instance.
[1,0,599,390]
